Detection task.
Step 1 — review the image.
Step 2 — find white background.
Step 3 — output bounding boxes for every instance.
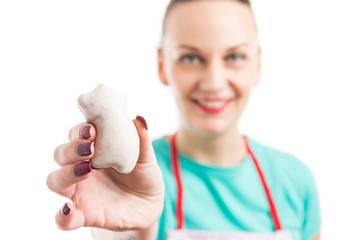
[0,0,359,239]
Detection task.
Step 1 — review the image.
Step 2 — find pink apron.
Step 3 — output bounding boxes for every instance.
[167,134,293,240]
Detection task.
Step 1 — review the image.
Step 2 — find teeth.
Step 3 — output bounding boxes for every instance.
[198,100,226,108]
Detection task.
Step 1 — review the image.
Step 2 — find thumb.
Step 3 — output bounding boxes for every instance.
[133,116,155,164]
[55,203,86,230]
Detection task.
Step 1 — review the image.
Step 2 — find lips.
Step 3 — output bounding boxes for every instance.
[192,99,231,114]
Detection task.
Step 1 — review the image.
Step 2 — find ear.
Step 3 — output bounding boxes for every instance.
[253,47,262,86]
[157,48,169,86]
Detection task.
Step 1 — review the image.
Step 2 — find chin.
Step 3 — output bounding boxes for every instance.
[193,118,235,137]
[180,103,240,137]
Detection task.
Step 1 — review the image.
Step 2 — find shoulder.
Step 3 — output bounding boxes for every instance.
[247,137,317,197]
[248,137,322,235]
[152,136,173,178]
[152,136,170,163]
[152,136,169,155]
[152,136,178,237]
[247,136,310,171]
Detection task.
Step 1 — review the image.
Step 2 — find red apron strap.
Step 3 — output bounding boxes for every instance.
[171,133,184,229]
[170,133,282,231]
[243,136,282,231]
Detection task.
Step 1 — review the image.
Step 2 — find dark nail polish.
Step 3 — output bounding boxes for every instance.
[80,126,91,139]
[77,142,92,156]
[61,203,70,216]
[73,161,92,177]
[136,115,148,130]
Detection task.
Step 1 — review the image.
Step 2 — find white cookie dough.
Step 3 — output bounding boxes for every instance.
[77,84,140,174]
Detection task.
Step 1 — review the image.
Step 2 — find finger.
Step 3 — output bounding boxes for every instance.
[68,122,96,141]
[56,202,86,230]
[133,116,156,164]
[46,161,92,198]
[54,140,94,166]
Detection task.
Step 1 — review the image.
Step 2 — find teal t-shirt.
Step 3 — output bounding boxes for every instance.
[153,136,321,240]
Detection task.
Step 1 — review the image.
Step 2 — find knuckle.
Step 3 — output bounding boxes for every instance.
[68,126,76,141]
[68,123,84,141]
[53,145,63,165]
[54,143,70,166]
[54,142,75,166]
[46,172,57,192]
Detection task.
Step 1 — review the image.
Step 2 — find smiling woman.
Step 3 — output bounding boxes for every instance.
[158,1,261,139]
[155,1,320,239]
[46,0,321,240]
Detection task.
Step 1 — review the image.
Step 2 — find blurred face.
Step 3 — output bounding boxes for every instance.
[158,0,261,136]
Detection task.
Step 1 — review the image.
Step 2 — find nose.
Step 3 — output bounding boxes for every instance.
[199,59,227,93]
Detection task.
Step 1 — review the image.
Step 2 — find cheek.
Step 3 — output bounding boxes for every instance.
[229,64,259,92]
[169,65,199,97]
[229,73,253,94]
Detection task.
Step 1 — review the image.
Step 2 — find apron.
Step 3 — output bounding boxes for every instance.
[167,134,293,240]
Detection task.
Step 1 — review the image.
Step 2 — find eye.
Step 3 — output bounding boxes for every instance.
[179,54,203,64]
[225,54,245,63]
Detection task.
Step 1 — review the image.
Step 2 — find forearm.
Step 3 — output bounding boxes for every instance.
[91,222,159,240]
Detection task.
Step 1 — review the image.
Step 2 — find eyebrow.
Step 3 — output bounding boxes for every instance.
[177,43,249,52]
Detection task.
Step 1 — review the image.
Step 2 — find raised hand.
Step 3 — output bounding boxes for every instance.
[47,118,164,231]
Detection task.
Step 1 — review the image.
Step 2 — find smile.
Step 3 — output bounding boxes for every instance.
[193,99,231,114]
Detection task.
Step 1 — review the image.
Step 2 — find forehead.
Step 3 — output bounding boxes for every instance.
[163,0,257,49]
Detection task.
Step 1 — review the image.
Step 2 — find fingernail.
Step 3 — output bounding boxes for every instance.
[61,203,71,216]
[136,115,148,130]
[80,126,91,139]
[77,142,92,156]
[73,161,92,177]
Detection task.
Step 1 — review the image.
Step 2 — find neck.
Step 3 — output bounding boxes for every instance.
[174,125,247,167]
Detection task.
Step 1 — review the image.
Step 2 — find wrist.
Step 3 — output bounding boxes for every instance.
[91,222,159,240]
[137,221,159,240]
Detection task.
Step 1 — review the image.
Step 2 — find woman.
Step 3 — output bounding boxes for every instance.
[47,0,321,239]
